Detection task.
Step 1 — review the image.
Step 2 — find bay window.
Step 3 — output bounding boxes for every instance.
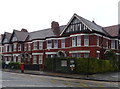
[77,36,81,46]
[72,37,76,47]
[39,41,43,50]
[111,40,115,49]
[61,39,65,48]
[47,40,52,49]
[33,55,37,64]
[97,36,99,46]
[84,35,89,46]
[54,40,58,48]
[33,42,38,50]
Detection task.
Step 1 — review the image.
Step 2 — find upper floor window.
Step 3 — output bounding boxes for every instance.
[47,40,52,49]
[72,37,76,47]
[106,40,108,48]
[61,39,65,48]
[4,45,7,52]
[111,40,115,49]
[9,44,12,52]
[33,42,38,50]
[13,44,17,51]
[39,41,43,50]
[28,43,31,51]
[54,40,58,48]
[84,35,89,46]
[97,36,99,46]
[24,43,27,51]
[77,36,81,46]
[12,37,17,42]
[18,44,21,51]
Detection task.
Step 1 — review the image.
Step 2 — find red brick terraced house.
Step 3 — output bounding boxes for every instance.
[1,13,120,69]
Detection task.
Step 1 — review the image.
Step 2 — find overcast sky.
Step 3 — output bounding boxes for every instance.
[0,0,119,34]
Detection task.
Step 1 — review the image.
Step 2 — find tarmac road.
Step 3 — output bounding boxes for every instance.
[2,71,119,88]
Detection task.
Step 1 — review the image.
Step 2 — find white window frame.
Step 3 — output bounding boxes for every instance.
[106,39,108,48]
[72,37,76,47]
[77,36,81,46]
[28,43,31,51]
[84,35,89,46]
[18,44,21,51]
[61,39,65,48]
[111,40,115,49]
[38,55,42,64]
[47,40,52,49]
[13,44,17,51]
[97,36,99,46]
[33,55,37,64]
[18,56,21,63]
[33,42,38,50]
[54,40,58,48]
[13,55,16,62]
[39,41,43,50]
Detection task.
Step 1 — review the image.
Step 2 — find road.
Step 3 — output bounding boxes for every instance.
[2,71,119,88]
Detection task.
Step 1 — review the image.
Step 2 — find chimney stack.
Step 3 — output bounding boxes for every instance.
[51,21,60,35]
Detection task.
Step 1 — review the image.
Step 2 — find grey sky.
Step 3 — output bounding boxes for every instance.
[0,0,119,34]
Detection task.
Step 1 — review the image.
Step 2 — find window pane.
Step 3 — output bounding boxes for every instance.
[54,40,58,48]
[61,39,65,48]
[77,36,81,46]
[111,40,115,49]
[47,40,52,49]
[72,37,76,47]
[84,35,89,46]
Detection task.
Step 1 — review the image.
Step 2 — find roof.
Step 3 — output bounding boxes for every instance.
[5,32,12,40]
[60,13,108,36]
[103,25,119,37]
[28,25,65,40]
[13,30,29,41]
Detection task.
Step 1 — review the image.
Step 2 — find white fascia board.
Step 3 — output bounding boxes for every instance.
[32,40,45,42]
[3,54,12,56]
[69,50,90,53]
[32,53,43,55]
[110,38,119,41]
[46,37,68,40]
[70,33,102,37]
[13,54,19,56]
[45,52,57,54]
[97,51,100,53]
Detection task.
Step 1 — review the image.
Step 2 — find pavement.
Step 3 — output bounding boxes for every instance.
[2,69,120,82]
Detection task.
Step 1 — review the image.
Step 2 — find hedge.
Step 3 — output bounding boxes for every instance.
[44,57,119,74]
[75,58,118,74]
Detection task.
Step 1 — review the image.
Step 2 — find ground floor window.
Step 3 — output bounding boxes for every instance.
[13,56,16,62]
[39,55,43,64]
[33,55,37,64]
[18,56,21,63]
[8,56,12,62]
[84,53,89,58]
[71,53,81,57]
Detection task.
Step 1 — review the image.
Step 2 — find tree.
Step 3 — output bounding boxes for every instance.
[105,50,117,61]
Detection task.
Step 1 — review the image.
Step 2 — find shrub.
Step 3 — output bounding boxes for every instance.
[75,58,118,74]
[105,50,117,61]
[8,62,20,69]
